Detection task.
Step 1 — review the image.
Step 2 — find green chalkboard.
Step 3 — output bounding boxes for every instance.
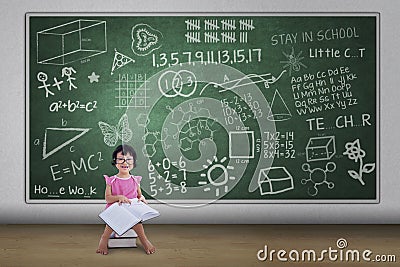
[26,14,379,205]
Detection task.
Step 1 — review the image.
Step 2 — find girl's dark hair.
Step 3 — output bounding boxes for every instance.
[111,144,137,165]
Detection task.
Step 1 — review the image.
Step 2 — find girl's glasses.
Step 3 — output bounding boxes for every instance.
[115,158,134,164]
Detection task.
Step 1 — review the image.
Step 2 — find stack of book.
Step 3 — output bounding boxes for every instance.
[108,229,138,248]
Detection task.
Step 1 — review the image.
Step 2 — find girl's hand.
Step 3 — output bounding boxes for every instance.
[117,196,131,205]
[138,195,147,204]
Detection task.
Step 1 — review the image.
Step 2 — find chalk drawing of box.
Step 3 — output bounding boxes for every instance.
[305,136,336,162]
[258,167,294,195]
[37,19,107,65]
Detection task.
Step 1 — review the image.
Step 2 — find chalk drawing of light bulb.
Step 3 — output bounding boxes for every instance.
[301,162,336,196]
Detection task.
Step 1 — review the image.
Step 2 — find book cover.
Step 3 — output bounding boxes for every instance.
[108,229,138,248]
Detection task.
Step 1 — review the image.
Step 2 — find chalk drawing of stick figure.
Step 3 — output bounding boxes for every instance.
[37,72,54,98]
[61,67,77,90]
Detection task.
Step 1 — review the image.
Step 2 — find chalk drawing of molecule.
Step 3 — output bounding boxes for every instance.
[179,118,215,151]
[136,113,150,128]
[301,162,336,196]
[142,128,171,158]
[167,102,216,152]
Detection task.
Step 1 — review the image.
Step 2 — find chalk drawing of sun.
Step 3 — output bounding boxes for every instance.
[198,156,236,197]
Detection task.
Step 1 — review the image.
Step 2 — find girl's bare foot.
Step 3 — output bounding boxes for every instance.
[132,223,155,254]
[96,236,109,255]
[142,239,156,254]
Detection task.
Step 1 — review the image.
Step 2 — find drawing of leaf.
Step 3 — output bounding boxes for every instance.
[348,170,360,180]
[362,163,376,173]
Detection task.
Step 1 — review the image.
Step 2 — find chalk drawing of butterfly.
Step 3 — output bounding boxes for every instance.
[98,113,133,147]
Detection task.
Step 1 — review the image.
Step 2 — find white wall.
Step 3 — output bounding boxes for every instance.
[1,0,399,223]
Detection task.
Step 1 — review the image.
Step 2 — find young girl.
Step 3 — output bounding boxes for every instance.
[96,144,156,255]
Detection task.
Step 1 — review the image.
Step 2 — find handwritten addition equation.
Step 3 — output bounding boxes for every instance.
[49,100,98,113]
[37,66,100,114]
[147,157,188,197]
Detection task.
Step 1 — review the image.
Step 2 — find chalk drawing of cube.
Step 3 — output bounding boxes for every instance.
[306,136,336,162]
[229,131,254,159]
[37,20,107,65]
[258,167,294,195]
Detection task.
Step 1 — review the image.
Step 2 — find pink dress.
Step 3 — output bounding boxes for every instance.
[104,175,142,209]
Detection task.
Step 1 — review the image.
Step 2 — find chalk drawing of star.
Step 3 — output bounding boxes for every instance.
[88,72,100,83]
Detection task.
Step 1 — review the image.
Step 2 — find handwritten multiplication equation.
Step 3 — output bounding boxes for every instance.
[152,48,262,68]
[262,131,296,159]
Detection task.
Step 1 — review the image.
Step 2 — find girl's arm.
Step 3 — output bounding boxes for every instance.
[105,184,131,204]
[137,186,147,203]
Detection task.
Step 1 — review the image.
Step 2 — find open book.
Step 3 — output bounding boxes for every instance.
[99,198,160,236]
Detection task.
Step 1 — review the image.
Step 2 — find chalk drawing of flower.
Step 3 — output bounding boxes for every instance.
[343,139,375,185]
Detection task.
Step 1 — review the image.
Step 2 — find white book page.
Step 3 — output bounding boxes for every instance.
[126,199,160,221]
[99,203,140,235]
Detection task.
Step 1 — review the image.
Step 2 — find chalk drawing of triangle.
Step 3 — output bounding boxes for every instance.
[42,128,91,159]
[111,49,135,75]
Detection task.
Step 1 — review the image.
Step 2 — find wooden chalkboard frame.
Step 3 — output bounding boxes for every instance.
[25,12,380,205]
